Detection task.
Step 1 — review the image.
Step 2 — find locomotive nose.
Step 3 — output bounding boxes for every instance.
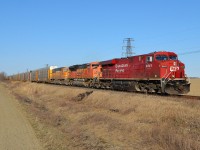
[165,82,190,95]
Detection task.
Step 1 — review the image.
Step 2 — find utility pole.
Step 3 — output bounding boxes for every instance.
[122,38,134,57]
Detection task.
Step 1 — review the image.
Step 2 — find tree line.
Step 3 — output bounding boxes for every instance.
[0,72,6,80]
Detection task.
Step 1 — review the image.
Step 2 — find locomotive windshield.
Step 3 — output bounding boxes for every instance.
[169,55,178,60]
[156,55,168,61]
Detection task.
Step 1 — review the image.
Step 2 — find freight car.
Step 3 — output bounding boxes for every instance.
[30,66,57,82]
[8,51,190,95]
[8,72,29,81]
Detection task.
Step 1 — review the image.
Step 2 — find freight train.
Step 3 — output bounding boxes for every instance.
[8,51,190,95]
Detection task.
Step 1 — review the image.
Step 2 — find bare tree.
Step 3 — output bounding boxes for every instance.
[0,72,6,81]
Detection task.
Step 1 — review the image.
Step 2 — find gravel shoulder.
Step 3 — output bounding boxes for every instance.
[0,83,43,150]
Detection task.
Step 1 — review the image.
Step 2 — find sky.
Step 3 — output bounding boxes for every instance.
[0,0,200,77]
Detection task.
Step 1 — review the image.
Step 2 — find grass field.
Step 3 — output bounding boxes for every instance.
[4,81,200,150]
[188,78,200,96]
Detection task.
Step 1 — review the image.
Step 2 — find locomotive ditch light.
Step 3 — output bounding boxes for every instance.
[171,75,175,80]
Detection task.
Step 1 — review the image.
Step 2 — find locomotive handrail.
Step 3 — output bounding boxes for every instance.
[161,70,173,93]
[162,68,173,82]
[164,71,173,81]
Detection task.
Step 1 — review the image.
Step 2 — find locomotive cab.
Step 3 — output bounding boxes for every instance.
[153,51,190,95]
[154,52,183,79]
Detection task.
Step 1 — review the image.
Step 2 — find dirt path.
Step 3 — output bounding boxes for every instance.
[0,84,42,150]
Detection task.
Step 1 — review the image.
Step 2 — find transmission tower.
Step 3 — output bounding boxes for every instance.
[122,38,134,57]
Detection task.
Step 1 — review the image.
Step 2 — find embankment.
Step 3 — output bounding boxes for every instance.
[5,81,200,150]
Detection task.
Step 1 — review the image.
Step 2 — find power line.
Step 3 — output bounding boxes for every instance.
[178,49,200,56]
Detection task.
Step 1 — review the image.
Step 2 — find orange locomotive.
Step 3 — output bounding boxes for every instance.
[51,67,70,84]
[68,62,102,87]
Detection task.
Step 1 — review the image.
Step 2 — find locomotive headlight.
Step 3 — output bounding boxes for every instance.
[173,62,177,66]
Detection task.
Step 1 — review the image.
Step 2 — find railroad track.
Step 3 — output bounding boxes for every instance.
[167,94,200,101]
[7,81,200,101]
[42,82,200,101]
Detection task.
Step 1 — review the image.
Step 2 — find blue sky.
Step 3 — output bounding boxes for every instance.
[0,0,200,77]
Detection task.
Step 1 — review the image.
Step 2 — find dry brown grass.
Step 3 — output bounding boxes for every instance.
[5,81,200,150]
[188,78,200,96]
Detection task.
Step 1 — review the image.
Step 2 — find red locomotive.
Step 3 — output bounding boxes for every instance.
[9,51,190,95]
[99,51,190,94]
